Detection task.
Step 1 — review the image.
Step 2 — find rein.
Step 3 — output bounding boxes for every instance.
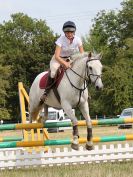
[65,69,89,106]
[65,68,89,92]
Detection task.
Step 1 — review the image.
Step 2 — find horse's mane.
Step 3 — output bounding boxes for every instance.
[71,52,88,61]
[70,52,88,68]
[70,52,102,69]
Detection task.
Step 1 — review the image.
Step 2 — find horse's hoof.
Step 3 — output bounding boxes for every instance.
[85,144,94,151]
[71,143,79,151]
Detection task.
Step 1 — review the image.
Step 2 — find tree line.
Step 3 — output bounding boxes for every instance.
[0,0,132,121]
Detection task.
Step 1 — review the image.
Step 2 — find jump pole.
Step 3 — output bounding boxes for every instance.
[0,134,133,149]
[0,136,23,142]
[0,118,133,131]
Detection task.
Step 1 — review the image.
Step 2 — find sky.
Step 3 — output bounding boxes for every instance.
[0,0,123,37]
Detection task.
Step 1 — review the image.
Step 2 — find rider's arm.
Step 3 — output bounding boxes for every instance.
[77,36,84,53]
[79,45,84,53]
[55,45,71,69]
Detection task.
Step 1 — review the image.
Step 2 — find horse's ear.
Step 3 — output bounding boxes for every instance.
[97,53,102,60]
[88,52,92,58]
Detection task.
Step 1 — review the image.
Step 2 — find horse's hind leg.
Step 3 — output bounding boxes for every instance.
[29,103,44,123]
[61,102,79,150]
[43,104,48,122]
[37,104,48,123]
[79,101,94,150]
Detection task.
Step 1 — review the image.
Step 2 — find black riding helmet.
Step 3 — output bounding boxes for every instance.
[62,21,76,32]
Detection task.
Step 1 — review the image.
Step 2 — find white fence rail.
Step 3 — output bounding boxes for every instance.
[0,143,133,170]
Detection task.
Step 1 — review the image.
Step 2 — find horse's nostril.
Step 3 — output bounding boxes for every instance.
[96,86,99,90]
[96,85,103,90]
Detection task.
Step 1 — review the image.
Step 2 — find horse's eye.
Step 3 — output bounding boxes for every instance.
[89,66,92,70]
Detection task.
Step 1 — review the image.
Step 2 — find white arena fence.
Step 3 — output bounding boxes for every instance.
[0,143,133,170]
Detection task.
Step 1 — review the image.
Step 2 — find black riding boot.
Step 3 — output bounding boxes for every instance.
[40,75,54,103]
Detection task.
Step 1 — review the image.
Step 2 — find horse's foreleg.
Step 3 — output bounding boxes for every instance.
[79,101,94,150]
[71,125,79,150]
[61,102,79,150]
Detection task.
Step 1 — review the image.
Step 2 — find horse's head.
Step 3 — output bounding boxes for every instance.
[86,52,103,90]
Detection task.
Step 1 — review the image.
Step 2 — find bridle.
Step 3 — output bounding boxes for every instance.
[65,57,102,105]
[65,58,101,90]
[86,59,102,85]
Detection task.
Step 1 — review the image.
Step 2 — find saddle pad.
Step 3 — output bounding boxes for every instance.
[39,67,65,90]
[39,72,49,89]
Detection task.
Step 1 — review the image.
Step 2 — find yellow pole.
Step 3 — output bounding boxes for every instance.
[18,82,28,141]
[18,82,49,152]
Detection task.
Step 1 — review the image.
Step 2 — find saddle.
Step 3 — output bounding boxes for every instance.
[39,67,65,102]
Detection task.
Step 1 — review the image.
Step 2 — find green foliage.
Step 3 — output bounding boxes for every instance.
[118,0,133,42]
[0,62,11,120]
[84,0,133,116]
[0,0,132,119]
[102,60,132,115]
[0,13,58,120]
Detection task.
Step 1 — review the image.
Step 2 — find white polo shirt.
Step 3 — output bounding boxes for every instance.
[55,35,82,57]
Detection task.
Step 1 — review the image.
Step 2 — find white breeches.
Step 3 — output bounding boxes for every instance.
[50,55,60,78]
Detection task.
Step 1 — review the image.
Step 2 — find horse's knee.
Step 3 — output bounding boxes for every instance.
[71,117,78,126]
[86,119,92,128]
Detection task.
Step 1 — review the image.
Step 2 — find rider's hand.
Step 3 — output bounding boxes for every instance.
[64,61,71,69]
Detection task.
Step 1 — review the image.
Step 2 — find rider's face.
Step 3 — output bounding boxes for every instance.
[65,31,75,40]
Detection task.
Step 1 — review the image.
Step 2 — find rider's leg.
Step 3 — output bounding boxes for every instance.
[40,73,54,102]
[40,56,60,102]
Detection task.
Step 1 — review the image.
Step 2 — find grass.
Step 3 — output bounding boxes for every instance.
[1,161,133,177]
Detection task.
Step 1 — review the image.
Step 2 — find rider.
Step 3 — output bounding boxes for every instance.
[40,21,84,102]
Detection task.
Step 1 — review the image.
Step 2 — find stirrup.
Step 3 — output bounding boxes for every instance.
[40,93,47,103]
